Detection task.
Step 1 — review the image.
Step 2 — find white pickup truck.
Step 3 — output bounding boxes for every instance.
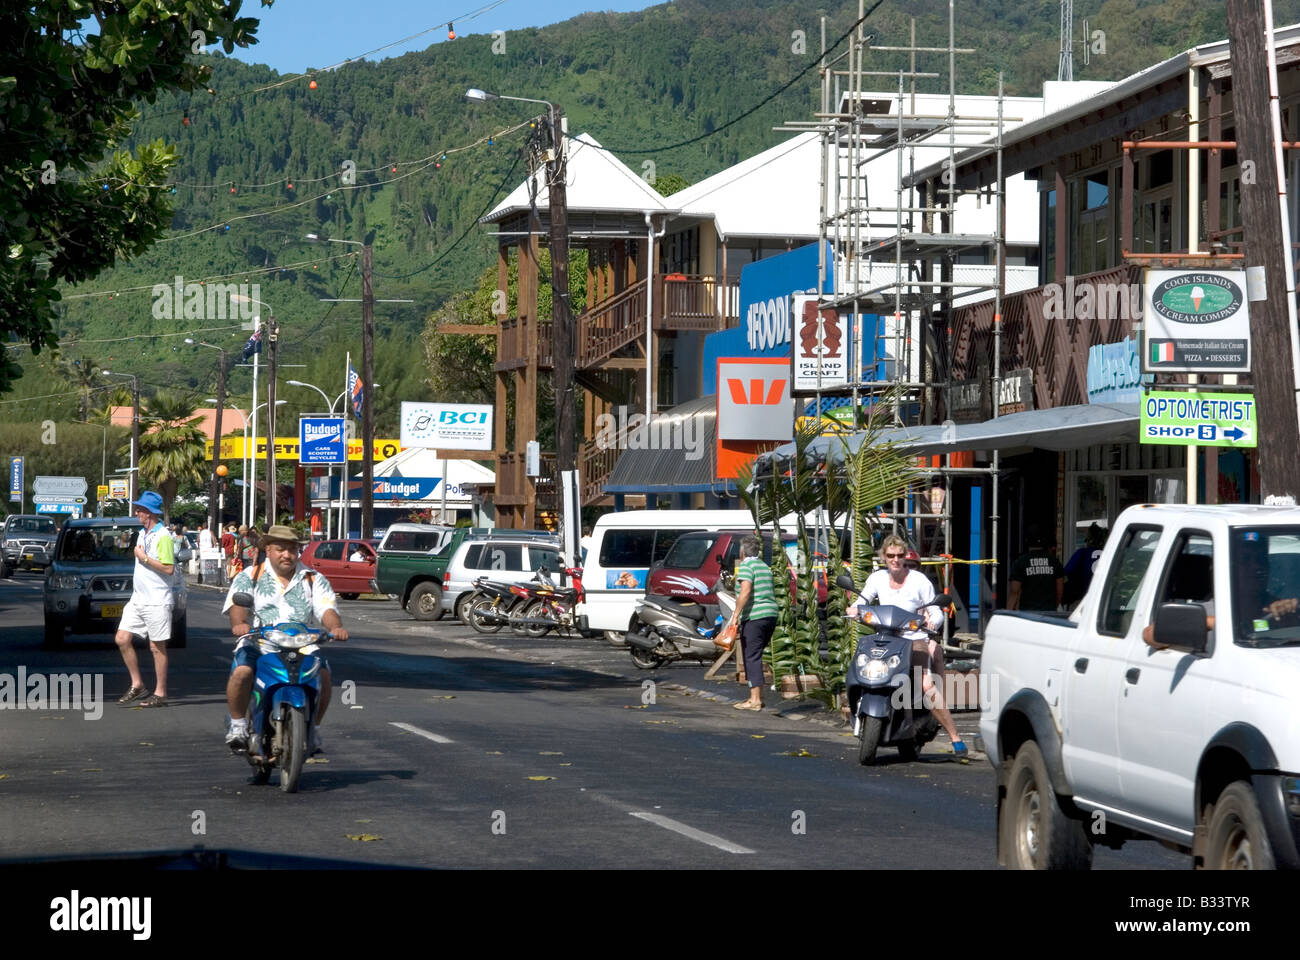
[981,503,1300,870]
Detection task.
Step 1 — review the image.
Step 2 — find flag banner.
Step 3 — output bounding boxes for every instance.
[348,363,364,418]
[240,327,262,361]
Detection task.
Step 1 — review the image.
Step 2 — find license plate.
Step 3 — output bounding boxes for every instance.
[101,604,124,618]
[23,553,34,561]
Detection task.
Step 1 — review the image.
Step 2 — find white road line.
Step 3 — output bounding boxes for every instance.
[628,811,755,854]
[389,721,453,744]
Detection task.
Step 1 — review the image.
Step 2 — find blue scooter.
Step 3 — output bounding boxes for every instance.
[231,592,331,793]
[837,574,941,765]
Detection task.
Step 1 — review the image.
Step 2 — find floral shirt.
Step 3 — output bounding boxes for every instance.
[221,560,338,629]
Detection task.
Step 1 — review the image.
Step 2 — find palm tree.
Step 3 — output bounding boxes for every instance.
[59,355,100,422]
[88,386,133,426]
[133,390,207,521]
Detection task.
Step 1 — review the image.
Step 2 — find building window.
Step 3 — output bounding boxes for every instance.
[1042,187,1057,283]
[1069,168,1113,274]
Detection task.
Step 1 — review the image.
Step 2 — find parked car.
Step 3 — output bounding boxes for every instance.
[301,538,380,599]
[2,514,59,576]
[441,536,561,622]
[645,529,818,605]
[983,502,1300,870]
[43,517,188,648]
[373,524,552,620]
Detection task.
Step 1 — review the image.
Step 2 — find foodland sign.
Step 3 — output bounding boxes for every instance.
[1143,270,1250,373]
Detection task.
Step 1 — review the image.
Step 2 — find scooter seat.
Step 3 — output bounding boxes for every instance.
[654,596,707,621]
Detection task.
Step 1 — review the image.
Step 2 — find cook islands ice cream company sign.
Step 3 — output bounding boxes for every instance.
[1142,269,1250,374]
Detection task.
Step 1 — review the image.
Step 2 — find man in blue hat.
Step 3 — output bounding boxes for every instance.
[115,491,176,707]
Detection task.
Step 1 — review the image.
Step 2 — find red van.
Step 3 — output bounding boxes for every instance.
[646,530,828,605]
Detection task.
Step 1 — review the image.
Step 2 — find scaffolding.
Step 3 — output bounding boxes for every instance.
[779,0,1013,639]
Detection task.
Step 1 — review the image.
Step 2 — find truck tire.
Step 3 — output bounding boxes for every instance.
[1200,782,1275,870]
[405,582,443,621]
[1000,741,1092,870]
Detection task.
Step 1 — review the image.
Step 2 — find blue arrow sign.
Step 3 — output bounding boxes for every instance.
[1223,426,1245,442]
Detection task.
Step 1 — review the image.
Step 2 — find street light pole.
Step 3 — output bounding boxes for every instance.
[188,339,227,535]
[266,312,279,526]
[361,242,375,540]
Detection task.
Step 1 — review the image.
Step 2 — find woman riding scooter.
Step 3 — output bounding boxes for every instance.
[848,535,969,759]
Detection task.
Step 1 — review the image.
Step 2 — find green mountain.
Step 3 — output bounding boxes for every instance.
[13,0,1298,434]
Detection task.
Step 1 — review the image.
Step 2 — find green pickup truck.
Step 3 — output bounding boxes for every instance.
[373,524,553,620]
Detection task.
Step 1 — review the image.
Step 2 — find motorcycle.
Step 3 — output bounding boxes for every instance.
[625,576,739,669]
[230,591,332,793]
[837,573,942,765]
[510,565,587,637]
[466,576,529,635]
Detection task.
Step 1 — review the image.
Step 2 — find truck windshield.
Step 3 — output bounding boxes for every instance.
[1230,527,1300,646]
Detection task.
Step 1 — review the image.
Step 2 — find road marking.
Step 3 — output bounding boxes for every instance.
[389,721,453,744]
[628,811,754,854]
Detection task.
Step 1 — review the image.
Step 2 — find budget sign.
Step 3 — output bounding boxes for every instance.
[299,417,346,464]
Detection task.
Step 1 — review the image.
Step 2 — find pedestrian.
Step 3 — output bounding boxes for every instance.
[309,511,321,540]
[1008,524,1065,612]
[241,525,261,570]
[730,534,779,711]
[1063,523,1106,606]
[222,524,349,755]
[223,523,239,578]
[114,491,176,707]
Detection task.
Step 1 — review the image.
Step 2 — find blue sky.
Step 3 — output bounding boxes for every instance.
[229,0,660,74]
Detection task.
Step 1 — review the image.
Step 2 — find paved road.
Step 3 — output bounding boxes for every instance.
[0,572,1184,869]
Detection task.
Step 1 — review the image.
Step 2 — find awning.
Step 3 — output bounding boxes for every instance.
[756,402,1140,469]
[603,396,723,494]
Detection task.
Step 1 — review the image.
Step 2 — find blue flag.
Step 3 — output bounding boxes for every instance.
[348,363,364,418]
[240,327,262,361]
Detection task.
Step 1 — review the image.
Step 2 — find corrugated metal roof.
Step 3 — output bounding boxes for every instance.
[603,396,722,493]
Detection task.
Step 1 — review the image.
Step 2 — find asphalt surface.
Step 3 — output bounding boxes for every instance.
[0,570,1185,869]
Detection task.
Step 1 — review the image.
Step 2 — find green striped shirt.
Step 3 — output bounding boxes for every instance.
[736,556,778,621]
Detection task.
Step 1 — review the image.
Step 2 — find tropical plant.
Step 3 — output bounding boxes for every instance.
[59,355,101,422]
[132,389,208,520]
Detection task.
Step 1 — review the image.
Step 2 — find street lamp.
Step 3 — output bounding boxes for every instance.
[466,86,575,524]
[101,370,139,503]
[243,399,285,528]
[231,294,276,526]
[187,338,228,535]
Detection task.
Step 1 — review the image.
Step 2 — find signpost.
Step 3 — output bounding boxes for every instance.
[108,478,128,500]
[399,402,493,451]
[1142,270,1251,373]
[298,417,347,465]
[33,476,88,498]
[1140,390,1258,447]
[8,457,22,508]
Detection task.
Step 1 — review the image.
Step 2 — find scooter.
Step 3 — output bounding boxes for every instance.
[505,566,587,637]
[466,576,529,635]
[625,577,738,669]
[837,573,941,765]
[230,591,332,793]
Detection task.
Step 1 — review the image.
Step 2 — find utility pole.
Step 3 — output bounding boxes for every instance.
[361,242,375,540]
[547,103,576,474]
[208,349,227,534]
[266,314,279,525]
[131,377,140,505]
[1226,0,1300,499]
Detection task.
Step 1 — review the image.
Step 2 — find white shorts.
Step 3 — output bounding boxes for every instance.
[119,598,173,643]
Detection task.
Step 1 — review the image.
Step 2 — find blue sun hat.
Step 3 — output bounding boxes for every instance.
[131,491,164,515]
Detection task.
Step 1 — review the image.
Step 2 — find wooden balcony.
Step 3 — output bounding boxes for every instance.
[656,275,740,331]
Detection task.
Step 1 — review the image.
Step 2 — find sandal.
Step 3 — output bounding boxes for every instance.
[139,694,168,708]
[733,700,763,711]
[951,741,970,761]
[118,685,146,704]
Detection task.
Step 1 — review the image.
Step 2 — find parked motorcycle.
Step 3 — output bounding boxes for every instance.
[512,565,587,637]
[230,591,332,793]
[625,576,738,669]
[837,573,941,765]
[466,576,529,635]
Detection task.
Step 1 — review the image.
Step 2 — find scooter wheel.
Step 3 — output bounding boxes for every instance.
[858,716,884,765]
[629,644,665,669]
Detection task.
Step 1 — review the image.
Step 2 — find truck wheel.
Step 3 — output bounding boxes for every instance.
[0,559,10,578]
[406,582,443,621]
[1200,782,1275,870]
[858,716,884,765]
[1001,741,1092,870]
[43,618,65,649]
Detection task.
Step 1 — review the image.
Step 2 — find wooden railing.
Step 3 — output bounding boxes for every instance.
[577,278,648,368]
[656,275,740,330]
[580,437,619,504]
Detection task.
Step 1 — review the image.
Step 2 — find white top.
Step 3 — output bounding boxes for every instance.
[198,528,214,551]
[853,569,939,640]
[132,522,175,607]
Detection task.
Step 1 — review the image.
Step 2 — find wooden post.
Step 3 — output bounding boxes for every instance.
[1226,0,1300,499]
[361,243,375,539]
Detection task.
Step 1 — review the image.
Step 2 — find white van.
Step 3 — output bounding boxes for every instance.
[580,509,761,640]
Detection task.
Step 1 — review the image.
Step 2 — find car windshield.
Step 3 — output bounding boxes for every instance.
[1230,526,1300,646]
[57,527,136,563]
[662,535,721,570]
[10,517,56,535]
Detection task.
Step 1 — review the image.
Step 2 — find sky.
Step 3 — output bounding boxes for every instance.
[227,0,661,74]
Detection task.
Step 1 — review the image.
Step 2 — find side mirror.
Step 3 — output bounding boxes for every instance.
[232,592,254,609]
[1152,602,1211,653]
[835,573,856,592]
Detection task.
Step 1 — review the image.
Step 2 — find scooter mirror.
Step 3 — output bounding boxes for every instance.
[835,573,856,592]
[232,591,254,609]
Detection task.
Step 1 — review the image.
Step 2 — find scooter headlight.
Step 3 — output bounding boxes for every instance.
[863,658,890,681]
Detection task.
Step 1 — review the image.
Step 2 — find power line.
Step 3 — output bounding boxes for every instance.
[568,3,883,156]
